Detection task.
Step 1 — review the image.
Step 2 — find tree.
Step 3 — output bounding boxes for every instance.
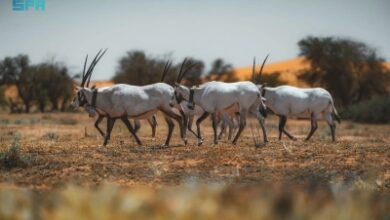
[253,71,287,87]
[0,55,73,113]
[298,36,390,106]
[0,86,7,109]
[207,58,238,82]
[113,50,169,85]
[0,55,35,113]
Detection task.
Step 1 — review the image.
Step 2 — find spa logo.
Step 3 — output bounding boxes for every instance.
[12,0,45,11]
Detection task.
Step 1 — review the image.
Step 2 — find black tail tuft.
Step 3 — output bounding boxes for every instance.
[332,112,341,124]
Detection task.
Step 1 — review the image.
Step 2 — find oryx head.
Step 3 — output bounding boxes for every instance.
[169,58,196,107]
[71,49,107,110]
[253,54,269,117]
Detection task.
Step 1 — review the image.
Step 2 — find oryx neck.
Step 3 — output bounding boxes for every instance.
[82,88,98,108]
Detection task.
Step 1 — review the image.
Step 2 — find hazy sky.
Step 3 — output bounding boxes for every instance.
[1,0,389,80]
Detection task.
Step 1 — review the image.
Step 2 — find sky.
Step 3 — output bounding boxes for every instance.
[0,0,389,80]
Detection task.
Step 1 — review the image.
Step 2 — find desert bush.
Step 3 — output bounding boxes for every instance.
[0,135,30,170]
[342,96,390,123]
[42,132,58,140]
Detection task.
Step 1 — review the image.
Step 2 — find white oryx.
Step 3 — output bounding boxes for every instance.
[71,49,187,147]
[259,85,340,141]
[81,61,174,139]
[254,56,341,141]
[171,60,268,146]
[177,97,238,142]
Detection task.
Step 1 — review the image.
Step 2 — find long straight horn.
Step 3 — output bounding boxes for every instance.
[181,62,197,80]
[81,49,102,87]
[82,55,88,82]
[160,60,171,82]
[86,48,108,88]
[252,56,256,82]
[86,49,106,86]
[258,54,269,80]
[176,58,187,83]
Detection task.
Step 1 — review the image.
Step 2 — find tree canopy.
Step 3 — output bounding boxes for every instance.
[298,36,390,106]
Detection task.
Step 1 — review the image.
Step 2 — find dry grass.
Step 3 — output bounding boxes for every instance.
[0,112,389,219]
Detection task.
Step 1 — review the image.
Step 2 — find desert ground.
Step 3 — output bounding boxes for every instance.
[0,112,389,190]
[0,112,390,219]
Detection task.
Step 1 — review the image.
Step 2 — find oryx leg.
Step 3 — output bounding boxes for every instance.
[121,116,142,146]
[325,112,336,142]
[94,115,105,137]
[147,115,157,137]
[103,117,116,146]
[217,114,226,140]
[179,108,188,137]
[232,110,247,145]
[133,119,141,133]
[278,115,296,140]
[162,116,174,147]
[159,107,187,145]
[251,107,268,143]
[211,112,219,145]
[305,113,318,141]
[187,115,199,138]
[196,111,210,146]
[230,113,240,141]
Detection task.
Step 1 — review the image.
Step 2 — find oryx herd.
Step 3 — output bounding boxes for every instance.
[71,49,341,147]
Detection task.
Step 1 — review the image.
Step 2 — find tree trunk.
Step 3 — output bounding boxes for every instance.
[39,101,45,113]
[50,98,59,112]
[24,102,30,113]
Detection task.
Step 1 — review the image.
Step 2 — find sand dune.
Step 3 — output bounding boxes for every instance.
[233,57,309,86]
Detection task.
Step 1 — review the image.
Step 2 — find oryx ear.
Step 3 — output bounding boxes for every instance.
[91,85,96,89]
[174,82,180,87]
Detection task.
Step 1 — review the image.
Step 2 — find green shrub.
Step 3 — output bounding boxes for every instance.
[0,135,30,169]
[342,96,390,123]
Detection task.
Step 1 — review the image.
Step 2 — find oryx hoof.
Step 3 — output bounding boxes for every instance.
[213,140,218,145]
[197,140,204,146]
[160,143,169,148]
[184,139,188,146]
[264,139,269,143]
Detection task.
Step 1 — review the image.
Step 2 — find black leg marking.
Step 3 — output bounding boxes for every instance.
[196,111,210,146]
[305,113,318,141]
[279,115,296,140]
[103,117,116,146]
[134,120,141,133]
[211,112,218,145]
[232,111,247,145]
[163,116,174,146]
[94,115,105,137]
[121,116,142,145]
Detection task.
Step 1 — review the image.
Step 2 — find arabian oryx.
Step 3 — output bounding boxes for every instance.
[175,95,240,142]
[254,56,341,141]
[71,50,187,147]
[82,62,175,139]
[171,60,268,146]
